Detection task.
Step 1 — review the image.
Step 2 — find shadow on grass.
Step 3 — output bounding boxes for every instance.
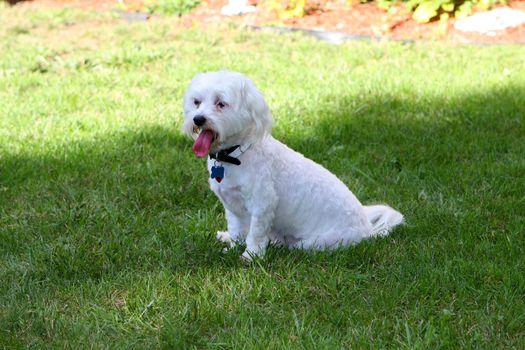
[1,84,523,283]
[0,126,236,281]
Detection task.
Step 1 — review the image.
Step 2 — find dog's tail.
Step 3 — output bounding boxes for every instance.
[363,204,404,237]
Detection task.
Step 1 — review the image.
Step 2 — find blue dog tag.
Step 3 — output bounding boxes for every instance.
[211,165,225,183]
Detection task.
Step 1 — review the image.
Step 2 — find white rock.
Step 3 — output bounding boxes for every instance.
[221,0,256,16]
[454,8,525,35]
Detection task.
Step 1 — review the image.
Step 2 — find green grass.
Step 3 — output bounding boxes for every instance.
[1,4,525,348]
[145,0,202,16]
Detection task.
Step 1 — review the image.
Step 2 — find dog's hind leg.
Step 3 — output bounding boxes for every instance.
[289,236,329,250]
[289,229,368,251]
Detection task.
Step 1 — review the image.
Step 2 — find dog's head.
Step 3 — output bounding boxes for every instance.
[182,71,273,157]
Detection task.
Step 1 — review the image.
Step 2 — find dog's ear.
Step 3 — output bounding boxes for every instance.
[241,78,273,140]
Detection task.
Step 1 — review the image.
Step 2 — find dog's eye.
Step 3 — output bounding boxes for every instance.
[193,99,201,107]
[216,101,227,109]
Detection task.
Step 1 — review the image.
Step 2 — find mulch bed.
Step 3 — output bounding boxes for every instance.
[8,0,525,44]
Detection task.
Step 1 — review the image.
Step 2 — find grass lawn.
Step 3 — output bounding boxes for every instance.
[1,3,524,348]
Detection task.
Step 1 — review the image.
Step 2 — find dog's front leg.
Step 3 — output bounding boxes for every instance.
[241,204,276,262]
[217,209,249,249]
[239,179,278,262]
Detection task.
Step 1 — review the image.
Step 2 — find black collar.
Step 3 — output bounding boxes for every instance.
[209,145,242,165]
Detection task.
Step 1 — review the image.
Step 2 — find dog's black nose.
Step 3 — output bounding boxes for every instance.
[193,115,206,127]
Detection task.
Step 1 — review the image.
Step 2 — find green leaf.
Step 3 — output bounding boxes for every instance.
[441,2,455,12]
[477,0,493,10]
[413,1,439,23]
[455,2,473,19]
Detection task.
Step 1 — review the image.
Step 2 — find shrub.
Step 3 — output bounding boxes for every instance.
[407,0,506,23]
[263,0,505,23]
[359,0,506,23]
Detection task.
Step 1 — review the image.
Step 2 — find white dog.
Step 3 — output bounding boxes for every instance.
[182,71,403,261]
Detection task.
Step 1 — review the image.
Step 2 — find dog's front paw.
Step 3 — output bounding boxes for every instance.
[240,250,254,264]
[240,249,265,264]
[216,231,232,244]
[217,231,237,252]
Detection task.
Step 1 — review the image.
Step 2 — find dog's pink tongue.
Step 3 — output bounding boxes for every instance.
[192,130,214,158]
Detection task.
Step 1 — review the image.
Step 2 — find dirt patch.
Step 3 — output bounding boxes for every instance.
[8,0,525,44]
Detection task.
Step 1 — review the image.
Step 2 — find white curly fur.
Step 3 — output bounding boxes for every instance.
[182,71,403,261]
